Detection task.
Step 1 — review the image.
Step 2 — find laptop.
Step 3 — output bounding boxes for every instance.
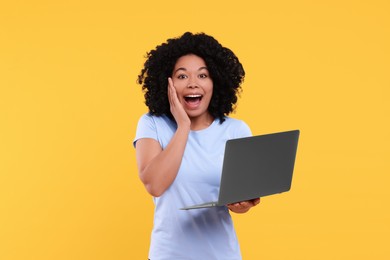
[180,130,300,210]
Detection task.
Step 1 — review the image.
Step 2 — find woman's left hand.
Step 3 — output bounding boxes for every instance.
[227,198,261,214]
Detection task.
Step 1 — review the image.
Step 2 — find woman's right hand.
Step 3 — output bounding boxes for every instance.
[168,77,191,129]
[136,78,191,197]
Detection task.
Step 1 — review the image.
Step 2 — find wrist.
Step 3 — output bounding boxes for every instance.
[177,120,191,131]
[176,124,191,134]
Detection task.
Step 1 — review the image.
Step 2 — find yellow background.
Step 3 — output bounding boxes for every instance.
[1,0,389,259]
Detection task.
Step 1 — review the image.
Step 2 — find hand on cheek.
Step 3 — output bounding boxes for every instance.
[167,77,190,128]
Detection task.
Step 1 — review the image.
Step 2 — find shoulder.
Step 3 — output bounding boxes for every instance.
[217,117,252,138]
[137,113,174,127]
[221,116,247,126]
[135,113,177,148]
[135,113,173,137]
[220,117,250,129]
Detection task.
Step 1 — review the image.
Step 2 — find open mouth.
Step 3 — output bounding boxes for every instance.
[184,94,203,105]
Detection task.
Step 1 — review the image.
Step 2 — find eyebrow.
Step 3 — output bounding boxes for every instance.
[173,66,208,74]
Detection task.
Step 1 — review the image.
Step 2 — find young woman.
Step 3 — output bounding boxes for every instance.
[134,32,260,260]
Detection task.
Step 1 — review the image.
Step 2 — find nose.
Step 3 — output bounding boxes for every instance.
[187,77,199,88]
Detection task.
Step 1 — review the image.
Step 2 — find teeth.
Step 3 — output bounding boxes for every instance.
[185,95,202,98]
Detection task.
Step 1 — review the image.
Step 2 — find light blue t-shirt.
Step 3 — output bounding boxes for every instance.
[134,113,252,260]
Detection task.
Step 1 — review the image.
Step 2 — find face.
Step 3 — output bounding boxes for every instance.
[171,54,213,120]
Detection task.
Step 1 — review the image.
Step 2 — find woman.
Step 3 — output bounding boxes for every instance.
[134,32,260,260]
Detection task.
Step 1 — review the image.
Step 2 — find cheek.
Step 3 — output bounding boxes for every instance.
[171,82,185,94]
[206,85,213,98]
[174,81,187,90]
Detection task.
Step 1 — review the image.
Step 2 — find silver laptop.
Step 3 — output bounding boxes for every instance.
[180,130,300,210]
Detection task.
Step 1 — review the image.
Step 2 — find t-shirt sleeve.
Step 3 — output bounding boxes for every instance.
[133,114,158,148]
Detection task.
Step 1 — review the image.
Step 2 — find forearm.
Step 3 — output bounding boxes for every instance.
[139,126,190,197]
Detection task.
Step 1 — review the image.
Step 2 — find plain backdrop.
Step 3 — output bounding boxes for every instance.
[1,1,389,259]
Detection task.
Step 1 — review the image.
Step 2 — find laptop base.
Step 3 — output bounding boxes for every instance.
[180,201,219,210]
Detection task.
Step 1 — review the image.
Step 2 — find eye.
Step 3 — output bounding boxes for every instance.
[177,74,188,79]
[199,73,208,79]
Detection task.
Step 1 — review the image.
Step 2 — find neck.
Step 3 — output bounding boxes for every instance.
[189,113,214,131]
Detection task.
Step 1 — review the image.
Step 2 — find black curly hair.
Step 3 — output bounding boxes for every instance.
[137,32,245,123]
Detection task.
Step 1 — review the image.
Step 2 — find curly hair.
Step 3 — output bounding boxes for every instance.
[137,32,245,123]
